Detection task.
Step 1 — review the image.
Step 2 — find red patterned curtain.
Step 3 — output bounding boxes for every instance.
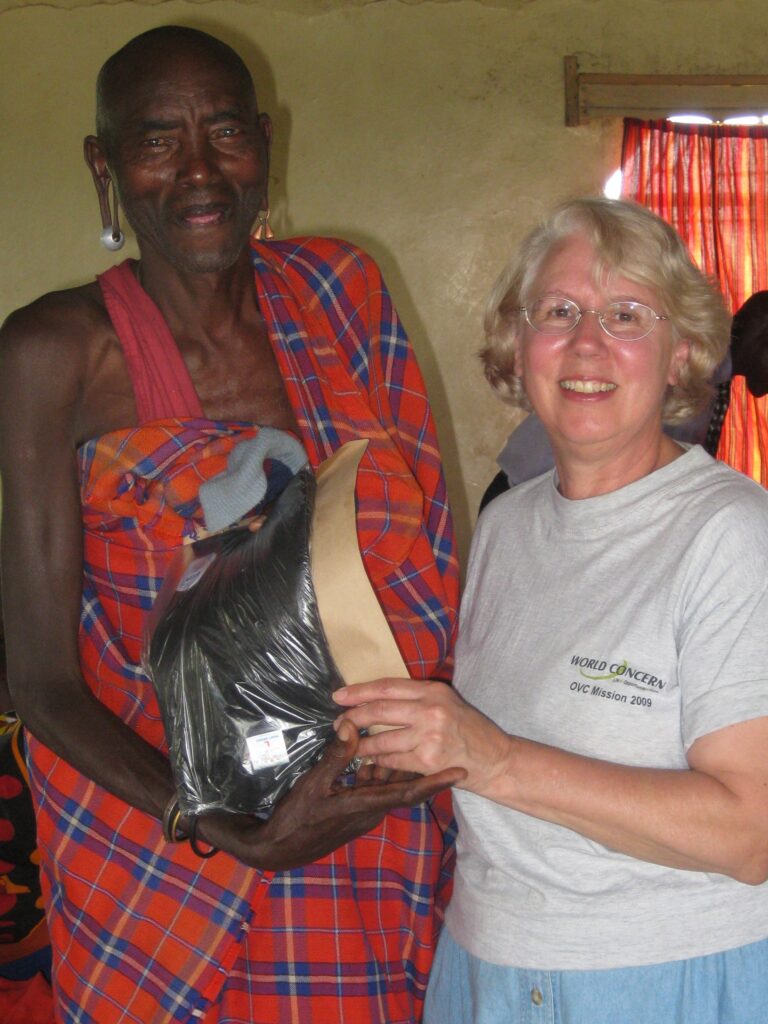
[621,117,768,484]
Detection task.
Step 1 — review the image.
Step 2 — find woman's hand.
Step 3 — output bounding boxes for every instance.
[333,678,512,795]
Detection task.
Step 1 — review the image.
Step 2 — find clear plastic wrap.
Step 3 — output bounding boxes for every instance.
[145,467,345,818]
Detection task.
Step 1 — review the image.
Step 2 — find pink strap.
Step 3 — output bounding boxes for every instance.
[97,261,204,422]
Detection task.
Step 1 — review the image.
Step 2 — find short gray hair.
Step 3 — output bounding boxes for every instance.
[481,197,731,423]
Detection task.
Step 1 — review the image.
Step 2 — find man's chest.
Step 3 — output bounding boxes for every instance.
[180,323,298,430]
[78,311,298,443]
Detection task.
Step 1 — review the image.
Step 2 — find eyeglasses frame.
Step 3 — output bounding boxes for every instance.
[519,295,670,342]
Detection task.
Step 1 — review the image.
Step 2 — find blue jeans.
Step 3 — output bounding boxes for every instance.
[425,928,768,1024]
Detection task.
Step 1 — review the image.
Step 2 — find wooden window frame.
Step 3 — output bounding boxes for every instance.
[564,56,768,126]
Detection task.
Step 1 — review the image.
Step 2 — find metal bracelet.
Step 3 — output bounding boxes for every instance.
[188,816,219,859]
[161,795,190,843]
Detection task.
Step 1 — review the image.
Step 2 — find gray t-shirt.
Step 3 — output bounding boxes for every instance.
[448,446,768,970]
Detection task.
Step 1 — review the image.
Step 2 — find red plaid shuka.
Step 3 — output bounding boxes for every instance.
[27,238,459,1024]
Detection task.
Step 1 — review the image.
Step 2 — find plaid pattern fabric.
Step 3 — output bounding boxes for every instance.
[715,374,768,487]
[27,238,459,1023]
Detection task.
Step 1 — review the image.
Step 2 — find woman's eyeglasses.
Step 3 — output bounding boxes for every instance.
[520,295,669,342]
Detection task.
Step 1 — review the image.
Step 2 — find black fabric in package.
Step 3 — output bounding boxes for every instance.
[145,467,344,818]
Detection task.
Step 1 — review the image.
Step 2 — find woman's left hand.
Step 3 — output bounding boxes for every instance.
[333,678,510,793]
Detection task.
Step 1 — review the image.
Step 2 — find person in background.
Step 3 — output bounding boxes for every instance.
[729,289,768,398]
[336,197,768,1024]
[0,26,461,1023]
[715,289,768,485]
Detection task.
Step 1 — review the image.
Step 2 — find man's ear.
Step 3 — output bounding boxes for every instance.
[83,135,124,248]
[84,135,111,198]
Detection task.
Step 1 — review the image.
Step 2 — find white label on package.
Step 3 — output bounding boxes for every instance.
[246,730,290,770]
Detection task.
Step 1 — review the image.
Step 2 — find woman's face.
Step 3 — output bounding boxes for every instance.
[515,234,690,466]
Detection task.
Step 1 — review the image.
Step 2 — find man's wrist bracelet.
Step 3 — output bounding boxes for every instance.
[189,816,219,859]
[161,795,190,843]
[162,796,219,858]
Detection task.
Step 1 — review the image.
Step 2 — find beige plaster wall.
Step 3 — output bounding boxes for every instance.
[1,0,766,559]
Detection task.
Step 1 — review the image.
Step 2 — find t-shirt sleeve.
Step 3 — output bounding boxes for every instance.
[678,489,768,749]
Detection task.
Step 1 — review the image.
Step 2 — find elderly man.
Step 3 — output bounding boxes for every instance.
[0,26,460,1024]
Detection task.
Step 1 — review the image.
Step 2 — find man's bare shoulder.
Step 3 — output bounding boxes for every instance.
[1,281,109,355]
[0,281,131,445]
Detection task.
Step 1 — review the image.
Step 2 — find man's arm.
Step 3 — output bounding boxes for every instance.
[0,299,175,818]
[316,242,460,673]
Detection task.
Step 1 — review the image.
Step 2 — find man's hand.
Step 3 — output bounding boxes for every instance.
[196,721,465,871]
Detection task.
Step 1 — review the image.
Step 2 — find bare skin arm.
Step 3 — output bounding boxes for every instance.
[335,679,768,885]
[0,298,463,868]
[0,299,175,818]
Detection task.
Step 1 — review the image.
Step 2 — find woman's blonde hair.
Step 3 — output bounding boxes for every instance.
[481,197,731,423]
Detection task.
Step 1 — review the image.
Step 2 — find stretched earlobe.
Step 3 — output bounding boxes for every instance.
[84,135,125,251]
[99,179,125,251]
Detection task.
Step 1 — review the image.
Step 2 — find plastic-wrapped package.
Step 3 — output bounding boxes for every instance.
[146,466,344,818]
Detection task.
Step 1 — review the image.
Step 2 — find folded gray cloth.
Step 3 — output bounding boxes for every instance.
[199,427,308,532]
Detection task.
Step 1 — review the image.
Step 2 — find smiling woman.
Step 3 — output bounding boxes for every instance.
[334,199,768,1024]
[483,199,728,421]
[508,233,689,494]
[480,199,730,497]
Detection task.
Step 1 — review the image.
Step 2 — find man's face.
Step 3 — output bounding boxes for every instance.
[104,49,270,274]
